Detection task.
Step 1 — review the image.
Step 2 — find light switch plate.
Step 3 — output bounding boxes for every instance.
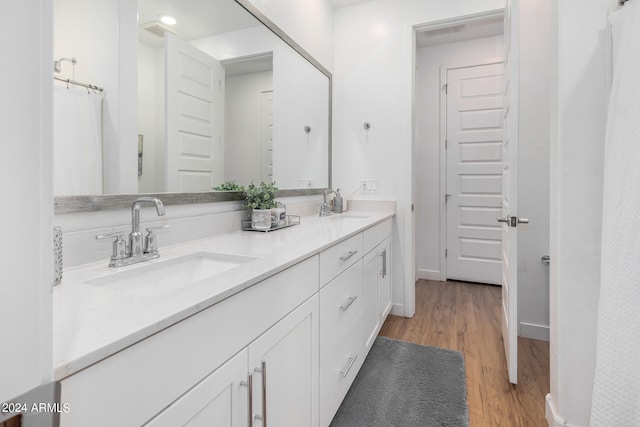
[361,179,379,194]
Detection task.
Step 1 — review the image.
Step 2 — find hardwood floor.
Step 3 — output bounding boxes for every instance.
[379,279,549,427]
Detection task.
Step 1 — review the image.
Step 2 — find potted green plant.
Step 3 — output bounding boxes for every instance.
[212,181,245,192]
[243,181,278,230]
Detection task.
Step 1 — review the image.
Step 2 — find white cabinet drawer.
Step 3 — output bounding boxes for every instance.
[319,233,363,286]
[319,314,364,427]
[60,256,319,427]
[319,260,364,357]
[363,218,393,255]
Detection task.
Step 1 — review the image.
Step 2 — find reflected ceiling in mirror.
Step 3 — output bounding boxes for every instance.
[53,0,330,209]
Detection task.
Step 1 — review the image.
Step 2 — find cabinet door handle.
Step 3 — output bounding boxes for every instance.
[242,373,253,427]
[340,295,358,311]
[340,250,358,262]
[340,355,358,377]
[380,249,387,278]
[253,361,267,426]
[261,361,267,427]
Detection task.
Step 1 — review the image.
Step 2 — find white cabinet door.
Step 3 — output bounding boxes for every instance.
[363,250,380,351]
[377,237,392,323]
[363,236,393,351]
[145,349,249,427]
[249,295,319,427]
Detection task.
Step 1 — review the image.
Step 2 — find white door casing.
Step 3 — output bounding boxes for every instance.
[260,90,274,183]
[444,62,504,285]
[165,33,224,192]
[500,0,520,385]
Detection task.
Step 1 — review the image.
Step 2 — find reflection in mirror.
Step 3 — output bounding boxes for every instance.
[53,0,329,198]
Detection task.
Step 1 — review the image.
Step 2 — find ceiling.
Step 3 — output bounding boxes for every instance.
[329,0,372,9]
[138,0,260,46]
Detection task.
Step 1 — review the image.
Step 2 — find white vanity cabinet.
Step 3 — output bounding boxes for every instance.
[319,217,393,426]
[362,219,393,351]
[59,256,319,427]
[147,295,319,427]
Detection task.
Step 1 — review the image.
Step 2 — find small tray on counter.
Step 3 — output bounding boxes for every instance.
[242,215,301,232]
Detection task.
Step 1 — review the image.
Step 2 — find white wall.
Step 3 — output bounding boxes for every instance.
[53,0,138,194]
[414,35,504,281]
[333,0,504,316]
[247,0,334,71]
[225,70,273,184]
[0,0,53,404]
[548,0,610,424]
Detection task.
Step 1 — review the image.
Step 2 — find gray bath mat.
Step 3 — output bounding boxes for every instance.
[330,336,469,427]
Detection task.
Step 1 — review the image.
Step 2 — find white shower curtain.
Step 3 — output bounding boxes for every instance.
[53,85,104,195]
[591,2,640,425]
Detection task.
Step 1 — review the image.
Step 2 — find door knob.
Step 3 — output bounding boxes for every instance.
[497,216,529,227]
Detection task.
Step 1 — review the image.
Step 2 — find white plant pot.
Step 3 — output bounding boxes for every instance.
[251,209,272,231]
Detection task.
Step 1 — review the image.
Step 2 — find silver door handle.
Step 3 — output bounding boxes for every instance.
[497,216,530,227]
[241,373,253,427]
[380,249,387,278]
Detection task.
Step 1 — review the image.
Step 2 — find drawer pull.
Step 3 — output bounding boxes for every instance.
[340,250,358,262]
[340,355,358,377]
[340,295,358,311]
[253,361,268,426]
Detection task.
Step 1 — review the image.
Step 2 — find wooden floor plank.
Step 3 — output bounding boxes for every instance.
[379,280,549,426]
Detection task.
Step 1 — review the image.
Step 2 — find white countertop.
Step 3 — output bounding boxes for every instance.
[53,209,394,380]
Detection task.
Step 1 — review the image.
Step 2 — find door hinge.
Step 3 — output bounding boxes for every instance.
[445,249,448,258]
[411,204,414,212]
[442,83,448,94]
[445,139,448,149]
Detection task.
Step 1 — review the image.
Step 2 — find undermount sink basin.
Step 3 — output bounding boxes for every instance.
[86,252,256,296]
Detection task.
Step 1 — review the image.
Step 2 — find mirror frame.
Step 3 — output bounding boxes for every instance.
[54,0,332,214]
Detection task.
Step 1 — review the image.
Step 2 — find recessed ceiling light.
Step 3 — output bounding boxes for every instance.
[160,15,176,26]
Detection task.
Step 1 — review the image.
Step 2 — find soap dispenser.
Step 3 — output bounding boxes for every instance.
[333,189,344,214]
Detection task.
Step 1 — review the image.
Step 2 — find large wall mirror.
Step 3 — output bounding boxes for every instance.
[53,0,331,213]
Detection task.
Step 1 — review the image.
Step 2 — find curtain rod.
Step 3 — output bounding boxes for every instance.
[54,76,103,92]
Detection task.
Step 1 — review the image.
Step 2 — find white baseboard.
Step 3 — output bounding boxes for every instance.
[546,394,564,427]
[390,303,405,317]
[416,268,442,281]
[520,321,550,341]
[546,393,586,427]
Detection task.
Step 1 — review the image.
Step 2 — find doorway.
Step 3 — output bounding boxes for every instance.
[444,62,504,285]
[414,15,505,285]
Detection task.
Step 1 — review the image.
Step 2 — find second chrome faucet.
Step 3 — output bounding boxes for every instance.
[96,197,169,267]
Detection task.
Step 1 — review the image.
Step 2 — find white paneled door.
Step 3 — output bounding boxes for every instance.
[445,62,504,286]
[165,33,224,192]
[500,0,521,385]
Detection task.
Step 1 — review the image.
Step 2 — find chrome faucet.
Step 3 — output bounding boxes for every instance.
[319,189,336,217]
[96,197,169,267]
[129,197,165,257]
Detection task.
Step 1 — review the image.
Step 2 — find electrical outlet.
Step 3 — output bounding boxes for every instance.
[361,179,379,194]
